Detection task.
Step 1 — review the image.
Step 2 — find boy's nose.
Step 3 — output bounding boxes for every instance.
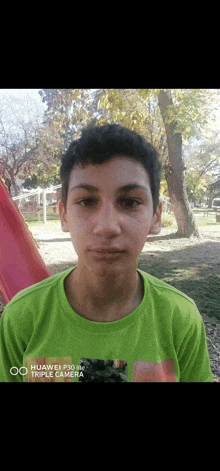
[92,203,122,237]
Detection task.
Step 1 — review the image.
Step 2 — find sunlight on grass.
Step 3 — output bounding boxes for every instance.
[196,218,220,227]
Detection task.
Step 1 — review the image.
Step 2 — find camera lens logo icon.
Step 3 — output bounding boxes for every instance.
[10,367,28,375]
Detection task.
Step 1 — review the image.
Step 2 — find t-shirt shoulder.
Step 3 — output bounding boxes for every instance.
[4,267,73,309]
[138,269,196,306]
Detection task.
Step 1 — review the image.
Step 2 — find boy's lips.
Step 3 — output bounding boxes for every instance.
[90,248,125,253]
[88,247,126,260]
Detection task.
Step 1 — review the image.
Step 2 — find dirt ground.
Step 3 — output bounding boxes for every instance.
[1,222,220,382]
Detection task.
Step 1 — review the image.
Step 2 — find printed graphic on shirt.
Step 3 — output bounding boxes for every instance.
[133,359,176,382]
[78,358,128,382]
[25,357,75,382]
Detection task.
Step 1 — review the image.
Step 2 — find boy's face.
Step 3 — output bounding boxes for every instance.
[59,155,162,276]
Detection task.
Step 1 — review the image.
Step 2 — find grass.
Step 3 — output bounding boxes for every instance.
[27,219,61,227]
[197,219,219,227]
[24,214,60,223]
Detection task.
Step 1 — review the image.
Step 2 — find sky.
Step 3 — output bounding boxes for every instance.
[0,88,45,104]
[0,89,48,142]
[0,89,47,117]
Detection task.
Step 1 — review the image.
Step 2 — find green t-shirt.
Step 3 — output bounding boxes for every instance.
[0,267,214,382]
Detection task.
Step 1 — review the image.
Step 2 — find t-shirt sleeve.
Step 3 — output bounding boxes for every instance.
[175,304,214,382]
[0,305,27,382]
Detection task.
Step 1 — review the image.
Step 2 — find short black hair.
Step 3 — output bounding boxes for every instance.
[60,124,161,214]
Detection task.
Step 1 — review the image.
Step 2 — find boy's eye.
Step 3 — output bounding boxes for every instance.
[78,198,97,207]
[120,198,141,208]
[77,198,141,209]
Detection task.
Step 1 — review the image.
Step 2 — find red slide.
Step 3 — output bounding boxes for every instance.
[0,177,51,305]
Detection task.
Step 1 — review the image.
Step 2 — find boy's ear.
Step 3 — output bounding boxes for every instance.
[58,200,70,233]
[148,201,163,235]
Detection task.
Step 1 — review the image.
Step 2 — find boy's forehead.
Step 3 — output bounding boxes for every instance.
[69,154,151,190]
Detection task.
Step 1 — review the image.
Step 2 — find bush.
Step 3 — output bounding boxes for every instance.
[161,214,176,228]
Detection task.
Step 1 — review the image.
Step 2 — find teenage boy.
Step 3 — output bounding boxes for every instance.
[0,124,214,382]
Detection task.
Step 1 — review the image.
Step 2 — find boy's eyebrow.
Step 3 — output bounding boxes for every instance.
[70,183,149,193]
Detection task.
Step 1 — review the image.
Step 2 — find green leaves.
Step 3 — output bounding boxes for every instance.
[162,89,219,139]
[184,130,220,203]
[96,89,166,150]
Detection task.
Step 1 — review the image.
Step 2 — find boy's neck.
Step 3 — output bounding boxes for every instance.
[64,265,144,322]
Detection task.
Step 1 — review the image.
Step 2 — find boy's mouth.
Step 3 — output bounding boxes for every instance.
[91,248,125,254]
[89,248,126,260]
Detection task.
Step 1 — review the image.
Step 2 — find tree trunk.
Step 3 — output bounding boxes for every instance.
[10,173,20,197]
[158,90,200,237]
